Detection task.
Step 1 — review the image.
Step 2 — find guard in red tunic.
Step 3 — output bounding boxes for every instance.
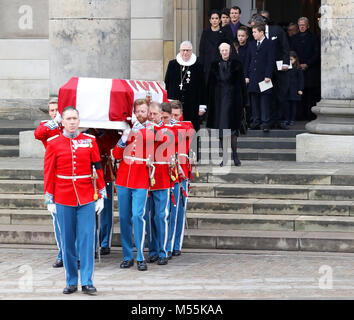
[163,101,196,258]
[144,102,175,266]
[112,99,155,272]
[86,129,121,257]
[34,98,64,269]
[44,106,106,295]
[34,98,63,148]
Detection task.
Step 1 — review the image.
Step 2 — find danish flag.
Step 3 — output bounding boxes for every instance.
[58,77,168,130]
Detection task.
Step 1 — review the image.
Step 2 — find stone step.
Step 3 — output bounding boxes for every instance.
[0,180,44,194]
[196,166,354,186]
[207,137,296,150]
[4,209,354,234]
[1,194,353,216]
[2,180,354,203]
[1,223,354,253]
[200,148,296,161]
[0,135,19,146]
[0,146,19,157]
[0,120,36,135]
[190,183,354,201]
[187,197,354,216]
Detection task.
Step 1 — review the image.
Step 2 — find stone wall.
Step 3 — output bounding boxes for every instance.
[0,0,49,119]
[49,0,131,96]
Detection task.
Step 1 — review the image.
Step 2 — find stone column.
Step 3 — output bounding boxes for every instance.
[174,0,203,55]
[296,0,354,162]
[49,0,131,96]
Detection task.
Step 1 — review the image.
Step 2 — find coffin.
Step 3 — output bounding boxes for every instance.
[58,77,168,130]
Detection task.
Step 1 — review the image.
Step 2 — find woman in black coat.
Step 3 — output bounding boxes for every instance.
[207,42,248,166]
[199,10,226,85]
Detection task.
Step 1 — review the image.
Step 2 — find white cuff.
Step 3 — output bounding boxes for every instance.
[199,105,207,112]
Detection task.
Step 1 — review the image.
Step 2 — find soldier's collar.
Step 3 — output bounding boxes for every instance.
[63,129,80,139]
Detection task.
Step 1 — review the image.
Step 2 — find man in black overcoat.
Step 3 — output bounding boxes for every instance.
[164,41,207,132]
[290,17,320,120]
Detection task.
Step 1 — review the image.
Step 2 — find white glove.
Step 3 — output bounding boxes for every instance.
[131,113,138,125]
[121,128,131,143]
[47,203,56,214]
[54,112,62,125]
[95,198,104,215]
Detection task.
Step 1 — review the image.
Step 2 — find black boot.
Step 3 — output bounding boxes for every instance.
[231,134,241,166]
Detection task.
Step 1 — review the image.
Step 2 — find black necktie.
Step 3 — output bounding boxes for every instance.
[257,41,260,49]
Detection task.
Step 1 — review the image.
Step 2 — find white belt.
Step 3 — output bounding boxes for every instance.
[123,155,155,178]
[124,156,149,162]
[57,174,91,180]
[179,153,189,159]
[154,161,170,165]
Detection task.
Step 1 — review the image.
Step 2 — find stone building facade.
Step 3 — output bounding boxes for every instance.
[0,0,353,162]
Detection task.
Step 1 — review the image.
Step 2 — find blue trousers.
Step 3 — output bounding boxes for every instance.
[50,210,62,261]
[145,189,170,258]
[117,186,148,262]
[56,202,95,286]
[95,182,114,250]
[167,179,188,252]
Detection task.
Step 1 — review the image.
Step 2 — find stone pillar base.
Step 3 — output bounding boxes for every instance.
[19,130,45,158]
[296,133,354,163]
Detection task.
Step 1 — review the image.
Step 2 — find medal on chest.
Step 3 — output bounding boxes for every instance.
[72,139,93,149]
[179,66,191,90]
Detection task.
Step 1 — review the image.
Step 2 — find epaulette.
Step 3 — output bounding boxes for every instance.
[47,134,59,142]
[83,133,96,139]
[40,120,48,123]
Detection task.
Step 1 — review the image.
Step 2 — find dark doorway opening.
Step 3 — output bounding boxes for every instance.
[203,0,226,29]
[259,0,321,37]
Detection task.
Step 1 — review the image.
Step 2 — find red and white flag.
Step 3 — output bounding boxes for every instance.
[58,77,168,129]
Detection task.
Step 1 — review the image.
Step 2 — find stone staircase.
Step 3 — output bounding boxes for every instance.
[1,161,354,253]
[0,120,36,157]
[199,122,306,162]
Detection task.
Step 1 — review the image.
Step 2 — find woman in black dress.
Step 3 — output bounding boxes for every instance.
[199,10,226,85]
[207,42,248,166]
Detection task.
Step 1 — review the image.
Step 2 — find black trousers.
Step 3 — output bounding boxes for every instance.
[269,71,289,126]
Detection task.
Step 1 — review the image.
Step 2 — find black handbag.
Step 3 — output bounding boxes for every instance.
[239,108,248,135]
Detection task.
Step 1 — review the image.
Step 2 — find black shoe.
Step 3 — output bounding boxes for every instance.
[137,260,148,271]
[120,259,134,269]
[172,250,181,256]
[78,260,80,269]
[82,285,97,295]
[167,251,172,260]
[233,153,241,166]
[219,161,224,167]
[249,124,260,130]
[52,259,63,268]
[63,285,78,294]
[157,257,168,265]
[146,255,159,263]
[100,247,110,255]
[95,252,98,259]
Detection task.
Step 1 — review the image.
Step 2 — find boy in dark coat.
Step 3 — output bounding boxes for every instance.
[245,24,275,132]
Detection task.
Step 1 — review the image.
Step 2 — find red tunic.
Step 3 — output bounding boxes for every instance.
[44,133,106,206]
[152,124,176,191]
[88,129,121,183]
[34,120,63,148]
[175,121,195,180]
[113,125,155,190]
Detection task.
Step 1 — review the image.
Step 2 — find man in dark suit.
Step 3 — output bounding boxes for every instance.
[255,13,290,129]
[222,6,252,46]
[245,24,275,132]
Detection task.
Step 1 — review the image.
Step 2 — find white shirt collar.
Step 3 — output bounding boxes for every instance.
[176,53,197,66]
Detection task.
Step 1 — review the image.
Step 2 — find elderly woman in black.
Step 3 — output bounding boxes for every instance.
[207,42,247,166]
